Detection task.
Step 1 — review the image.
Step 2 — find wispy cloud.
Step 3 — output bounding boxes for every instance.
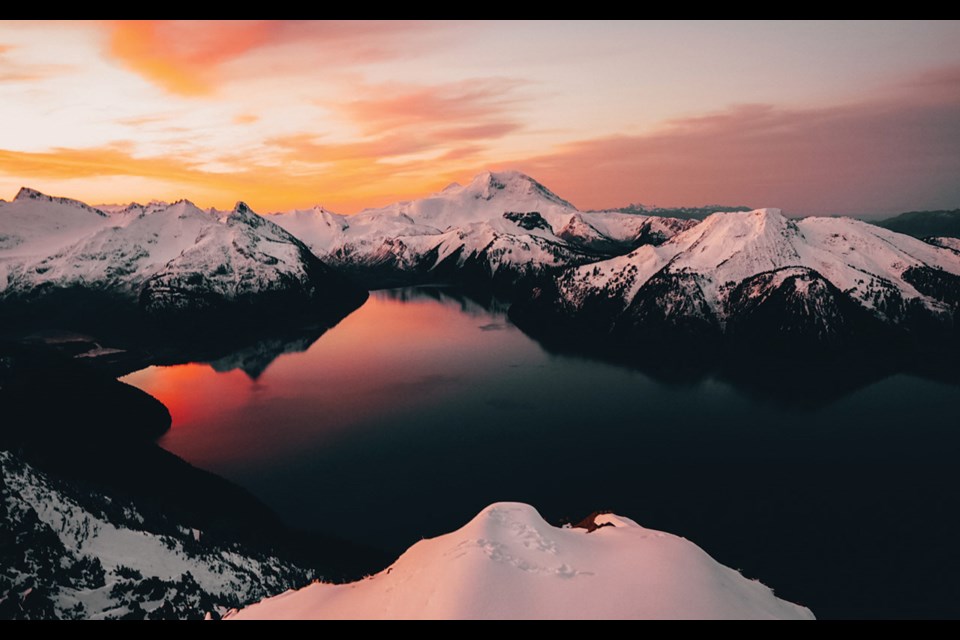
[0,138,464,213]
[0,43,73,83]
[334,79,527,134]
[514,67,960,215]
[103,20,447,96]
[106,21,278,96]
[0,143,205,182]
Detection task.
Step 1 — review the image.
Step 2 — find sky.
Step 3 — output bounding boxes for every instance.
[0,20,959,217]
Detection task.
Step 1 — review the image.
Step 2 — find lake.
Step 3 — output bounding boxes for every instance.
[122,286,960,619]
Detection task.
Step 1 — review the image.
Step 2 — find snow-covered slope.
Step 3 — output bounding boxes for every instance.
[928,236,960,254]
[0,451,312,620]
[0,191,366,323]
[269,172,696,291]
[229,502,813,620]
[0,188,108,259]
[512,208,960,345]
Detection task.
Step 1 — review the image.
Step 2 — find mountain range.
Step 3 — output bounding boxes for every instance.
[268,171,697,292]
[511,207,960,349]
[0,189,366,331]
[3,172,959,349]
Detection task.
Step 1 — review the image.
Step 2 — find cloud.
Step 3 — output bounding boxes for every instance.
[0,143,198,181]
[116,114,176,127]
[0,139,462,214]
[0,43,73,83]
[513,68,960,215]
[106,21,278,96]
[8,58,957,218]
[335,79,527,135]
[103,20,446,96]
[264,79,528,179]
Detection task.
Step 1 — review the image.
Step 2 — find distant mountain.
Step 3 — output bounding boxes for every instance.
[511,208,960,349]
[269,171,697,294]
[0,451,313,620]
[230,502,812,620]
[0,190,367,330]
[595,203,752,221]
[872,209,960,239]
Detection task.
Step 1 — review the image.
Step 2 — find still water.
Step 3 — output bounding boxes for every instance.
[123,287,960,619]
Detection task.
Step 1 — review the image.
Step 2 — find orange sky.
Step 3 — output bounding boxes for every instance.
[1,20,959,216]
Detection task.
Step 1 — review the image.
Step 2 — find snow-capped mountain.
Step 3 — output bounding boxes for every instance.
[0,451,313,620]
[511,208,960,346]
[0,190,366,324]
[269,171,696,292]
[229,502,813,620]
[0,188,109,258]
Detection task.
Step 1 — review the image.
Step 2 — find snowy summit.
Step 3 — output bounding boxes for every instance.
[229,502,813,620]
[512,207,960,346]
[268,171,696,291]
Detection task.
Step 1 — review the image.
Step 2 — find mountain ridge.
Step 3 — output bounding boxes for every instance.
[511,207,960,348]
[0,192,367,330]
[268,171,699,293]
[229,502,813,620]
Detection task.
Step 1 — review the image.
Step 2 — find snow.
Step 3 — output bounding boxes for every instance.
[229,502,813,620]
[1,451,311,620]
[556,208,960,324]
[267,171,694,284]
[0,188,109,259]
[928,237,960,253]
[267,171,579,261]
[0,192,342,311]
[1,178,696,300]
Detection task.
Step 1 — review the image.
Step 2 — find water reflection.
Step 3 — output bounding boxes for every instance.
[511,322,960,411]
[205,330,325,380]
[120,286,960,618]
[122,287,531,472]
[375,285,512,317]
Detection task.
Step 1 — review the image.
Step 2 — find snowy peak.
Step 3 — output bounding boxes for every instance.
[231,501,812,620]
[267,172,698,293]
[706,206,783,223]
[228,200,266,228]
[12,187,107,217]
[462,170,576,209]
[0,189,367,323]
[671,207,801,272]
[13,186,45,201]
[693,207,789,238]
[345,170,581,232]
[515,205,960,346]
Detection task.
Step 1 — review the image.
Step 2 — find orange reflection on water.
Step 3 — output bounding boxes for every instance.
[126,362,254,428]
[121,289,530,472]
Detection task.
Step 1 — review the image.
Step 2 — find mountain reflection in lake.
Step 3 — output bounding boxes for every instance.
[122,287,960,619]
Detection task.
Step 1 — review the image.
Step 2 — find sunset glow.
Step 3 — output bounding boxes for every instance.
[1,20,959,215]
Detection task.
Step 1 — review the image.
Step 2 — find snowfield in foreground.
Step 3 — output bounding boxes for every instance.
[0,452,312,620]
[229,502,813,620]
